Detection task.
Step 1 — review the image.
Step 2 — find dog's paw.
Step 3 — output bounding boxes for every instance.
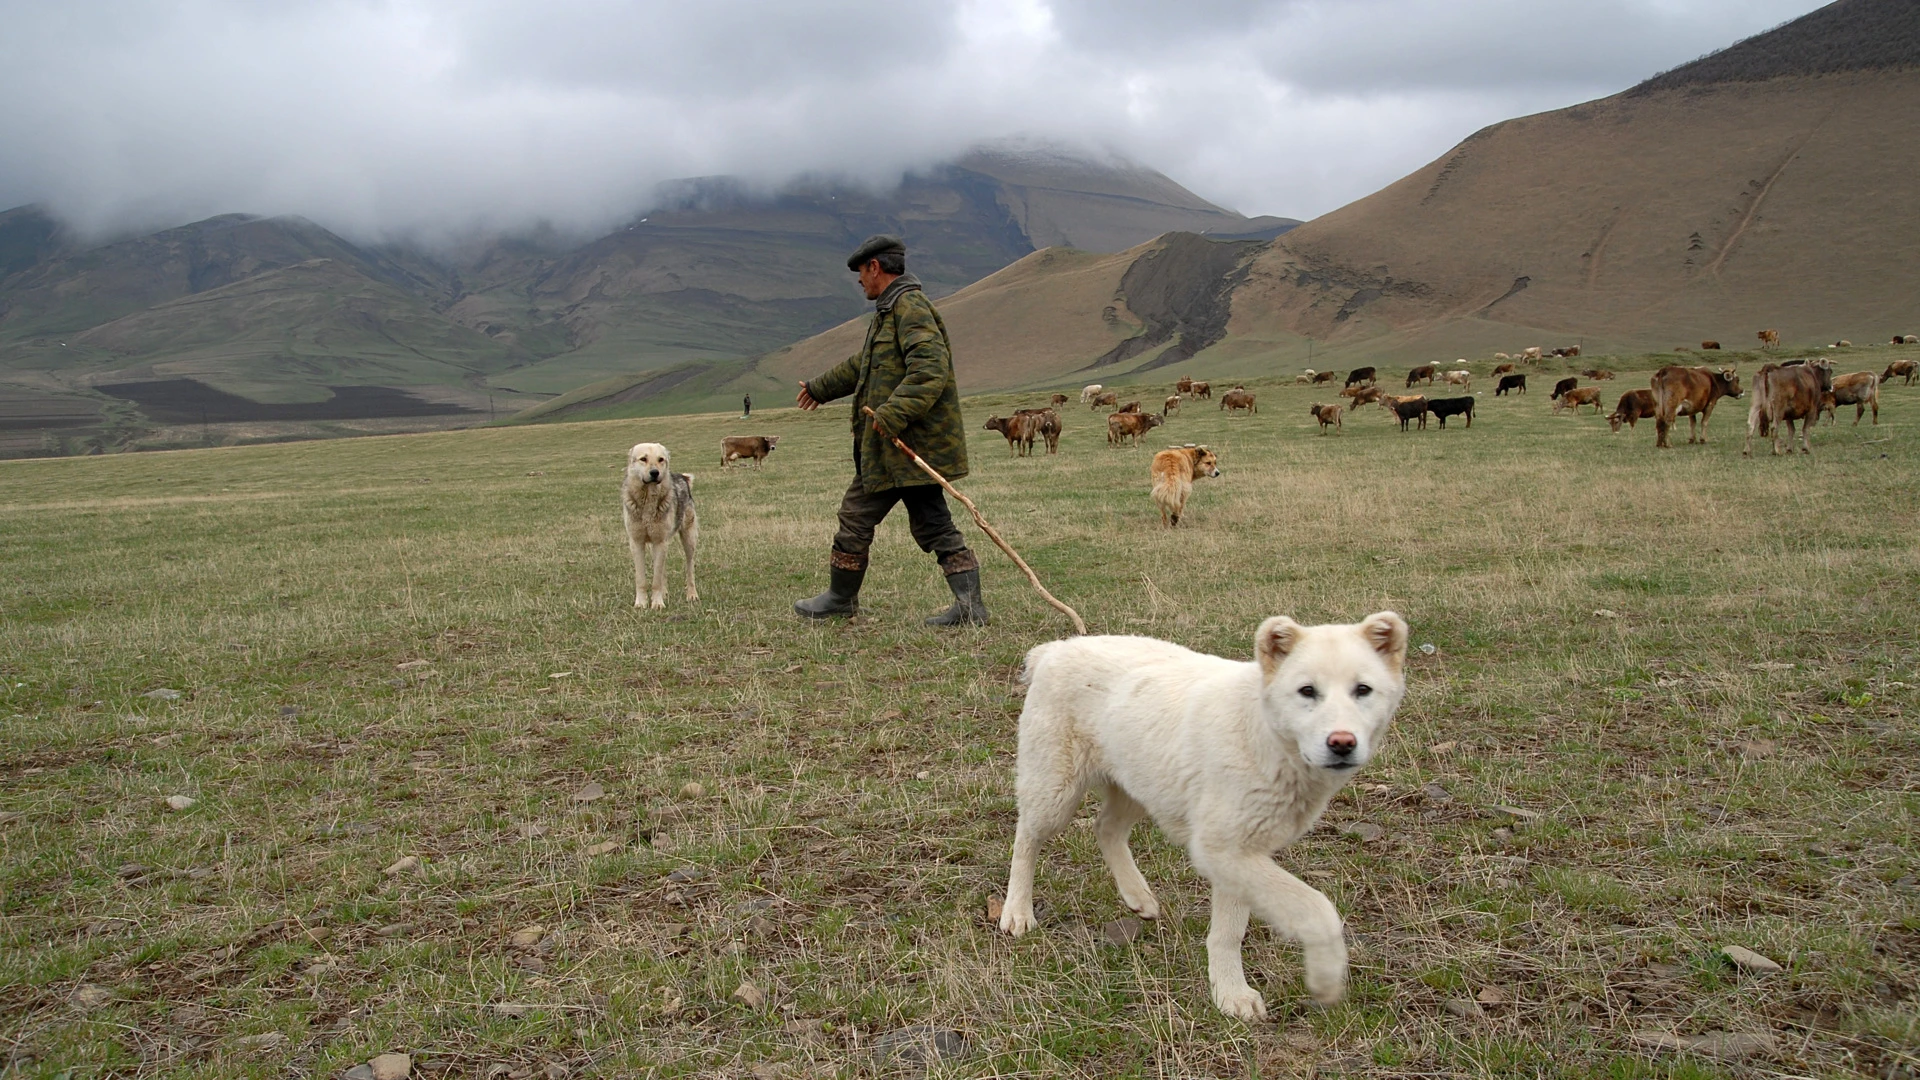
[1119,888,1160,921]
[998,906,1037,937]
[648,596,667,610]
[1211,983,1268,1021]
[684,589,699,602]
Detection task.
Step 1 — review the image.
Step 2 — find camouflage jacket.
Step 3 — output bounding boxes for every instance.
[805,278,968,493]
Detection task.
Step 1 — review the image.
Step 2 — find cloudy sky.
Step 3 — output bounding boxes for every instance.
[0,0,1821,241]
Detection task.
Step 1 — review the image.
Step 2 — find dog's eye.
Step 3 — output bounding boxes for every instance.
[1297,685,1318,700]
[1354,684,1372,698]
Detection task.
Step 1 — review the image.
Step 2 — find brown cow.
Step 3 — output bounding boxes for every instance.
[1049,393,1069,408]
[1219,389,1257,414]
[1701,340,1722,350]
[1015,407,1064,453]
[1090,391,1119,410]
[1310,371,1339,384]
[1551,377,1579,400]
[1553,387,1602,414]
[1175,377,1193,396]
[1821,371,1879,425]
[1881,359,1917,386]
[1150,444,1220,527]
[1191,381,1212,399]
[720,435,780,467]
[1406,363,1437,387]
[1608,389,1656,432]
[1490,363,1515,377]
[1651,365,1741,448]
[1342,384,1382,408]
[1757,329,1779,350]
[1580,369,1616,380]
[1383,395,1428,431]
[1309,403,1343,433]
[1745,361,1831,456]
[1117,401,1142,414]
[1107,411,1164,447]
[985,413,1040,456]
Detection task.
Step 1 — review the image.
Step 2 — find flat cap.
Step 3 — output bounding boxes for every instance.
[847,233,907,271]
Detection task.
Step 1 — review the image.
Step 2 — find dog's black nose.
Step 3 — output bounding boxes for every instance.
[1326,731,1357,757]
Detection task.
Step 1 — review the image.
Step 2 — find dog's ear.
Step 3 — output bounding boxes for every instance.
[1358,611,1409,672]
[1255,616,1302,678]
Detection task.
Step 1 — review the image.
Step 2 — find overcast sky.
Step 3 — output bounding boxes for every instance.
[0,0,1822,242]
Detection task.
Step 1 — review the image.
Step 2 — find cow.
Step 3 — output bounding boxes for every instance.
[1342,384,1382,408]
[1294,374,1312,384]
[1090,391,1119,410]
[1080,384,1104,403]
[1427,396,1475,428]
[1553,387,1603,414]
[1745,361,1831,456]
[1904,335,1919,345]
[1176,376,1193,397]
[1822,371,1879,425]
[1163,395,1181,417]
[1608,389,1657,432]
[1310,371,1339,384]
[1551,377,1579,400]
[720,435,780,467]
[1191,381,1212,399]
[1495,373,1526,396]
[1384,395,1429,431]
[1834,340,1853,348]
[1050,393,1069,408]
[1117,401,1142,414]
[1491,363,1515,377]
[1522,346,1543,362]
[1016,407,1064,454]
[1881,359,1916,385]
[1580,369,1616,380]
[1219,389,1257,414]
[1309,403,1343,433]
[1493,352,1512,361]
[985,413,1040,456]
[1406,363,1437,387]
[1107,411,1164,447]
[1702,341,1722,350]
[1441,370,1471,389]
[1757,329,1779,350]
[1651,365,1742,448]
[1345,367,1377,388]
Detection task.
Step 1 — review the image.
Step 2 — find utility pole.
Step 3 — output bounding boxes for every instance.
[489,394,496,422]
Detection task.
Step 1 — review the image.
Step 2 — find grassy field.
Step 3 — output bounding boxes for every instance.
[2,355,1916,1079]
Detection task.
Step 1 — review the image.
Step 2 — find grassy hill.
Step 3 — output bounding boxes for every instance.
[4,365,1916,1075]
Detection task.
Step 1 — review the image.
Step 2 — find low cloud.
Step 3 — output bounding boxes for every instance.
[0,0,1819,242]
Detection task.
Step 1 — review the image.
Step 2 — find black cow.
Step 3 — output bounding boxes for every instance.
[1388,396,1429,431]
[1345,366,1377,388]
[1495,373,1526,396]
[1551,376,1579,400]
[1427,396,1475,428]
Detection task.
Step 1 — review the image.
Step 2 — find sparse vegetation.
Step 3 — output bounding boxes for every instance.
[2,354,1917,1077]
[1633,0,1920,94]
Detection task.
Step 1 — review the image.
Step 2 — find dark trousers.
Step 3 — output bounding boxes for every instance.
[830,476,976,574]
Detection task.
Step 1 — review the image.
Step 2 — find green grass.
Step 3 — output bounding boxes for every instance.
[2,359,1917,1078]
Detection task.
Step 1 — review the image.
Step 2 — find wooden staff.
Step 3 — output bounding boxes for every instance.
[863,406,1086,635]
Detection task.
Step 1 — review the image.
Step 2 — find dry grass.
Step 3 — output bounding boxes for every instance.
[1,354,1916,1079]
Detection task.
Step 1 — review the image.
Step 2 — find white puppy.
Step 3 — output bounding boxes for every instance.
[1000,612,1409,1020]
[621,442,698,609]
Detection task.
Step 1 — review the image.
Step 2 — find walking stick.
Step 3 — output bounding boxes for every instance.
[862,406,1086,635]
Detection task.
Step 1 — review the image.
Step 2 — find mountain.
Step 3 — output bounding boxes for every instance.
[0,143,1293,455]
[688,0,1920,400]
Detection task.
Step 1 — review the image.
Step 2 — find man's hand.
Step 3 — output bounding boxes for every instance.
[796,382,819,411]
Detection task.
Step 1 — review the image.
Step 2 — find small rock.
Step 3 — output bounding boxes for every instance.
[1339,822,1385,843]
[1490,827,1514,846]
[1418,643,1437,656]
[165,795,196,811]
[143,688,183,701]
[396,660,431,670]
[1475,986,1508,1006]
[1421,783,1452,803]
[1491,804,1540,822]
[986,895,1004,921]
[117,862,150,880]
[369,1052,412,1080]
[279,706,301,718]
[342,1066,377,1080]
[572,782,604,804]
[873,1025,968,1068]
[509,925,546,948]
[1592,609,1621,619]
[236,1032,289,1052]
[373,922,411,937]
[1647,961,1687,979]
[664,866,702,884]
[733,980,767,1008]
[516,823,548,839]
[70,983,114,1010]
[1630,1031,1779,1061]
[1101,917,1143,946]
[383,855,421,876]
[583,841,621,857]
[1443,998,1483,1018]
[914,770,931,780]
[1720,945,1782,974]
[679,782,705,799]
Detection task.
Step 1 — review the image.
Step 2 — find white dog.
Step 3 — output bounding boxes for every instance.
[1000,612,1409,1019]
[622,442,698,609]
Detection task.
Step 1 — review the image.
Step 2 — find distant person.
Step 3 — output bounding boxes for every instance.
[742,393,751,418]
[792,234,985,625]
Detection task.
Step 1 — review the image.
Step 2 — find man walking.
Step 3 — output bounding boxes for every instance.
[793,234,987,626]
[742,393,751,419]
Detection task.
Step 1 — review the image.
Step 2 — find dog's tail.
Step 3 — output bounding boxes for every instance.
[1017,639,1068,689]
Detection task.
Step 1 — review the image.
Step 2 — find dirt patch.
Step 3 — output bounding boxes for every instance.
[96,379,478,423]
[1086,233,1265,371]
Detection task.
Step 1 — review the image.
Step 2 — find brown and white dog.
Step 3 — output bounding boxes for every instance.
[622,442,699,609]
[1149,444,1220,527]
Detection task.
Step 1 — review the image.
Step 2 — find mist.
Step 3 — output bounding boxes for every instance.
[0,0,1821,244]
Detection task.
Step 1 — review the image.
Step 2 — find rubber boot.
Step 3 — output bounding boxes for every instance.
[925,568,989,627]
[794,565,863,619]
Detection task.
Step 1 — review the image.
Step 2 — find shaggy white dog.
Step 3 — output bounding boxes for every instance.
[1000,612,1409,1019]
